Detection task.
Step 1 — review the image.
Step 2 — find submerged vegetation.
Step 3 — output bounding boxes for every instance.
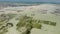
[42,21,56,26]
[16,15,57,34]
[0,13,57,34]
[0,13,16,26]
[0,13,16,34]
[0,26,8,34]
[0,23,13,34]
[6,23,13,27]
[0,29,8,34]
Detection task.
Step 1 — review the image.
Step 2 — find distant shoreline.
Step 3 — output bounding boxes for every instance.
[0,1,60,4]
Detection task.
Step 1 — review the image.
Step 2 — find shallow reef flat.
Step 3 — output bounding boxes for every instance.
[0,4,60,34]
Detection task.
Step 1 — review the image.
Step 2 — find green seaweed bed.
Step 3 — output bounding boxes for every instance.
[16,15,56,34]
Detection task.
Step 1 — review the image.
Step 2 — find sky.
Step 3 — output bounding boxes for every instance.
[0,0,60,3]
